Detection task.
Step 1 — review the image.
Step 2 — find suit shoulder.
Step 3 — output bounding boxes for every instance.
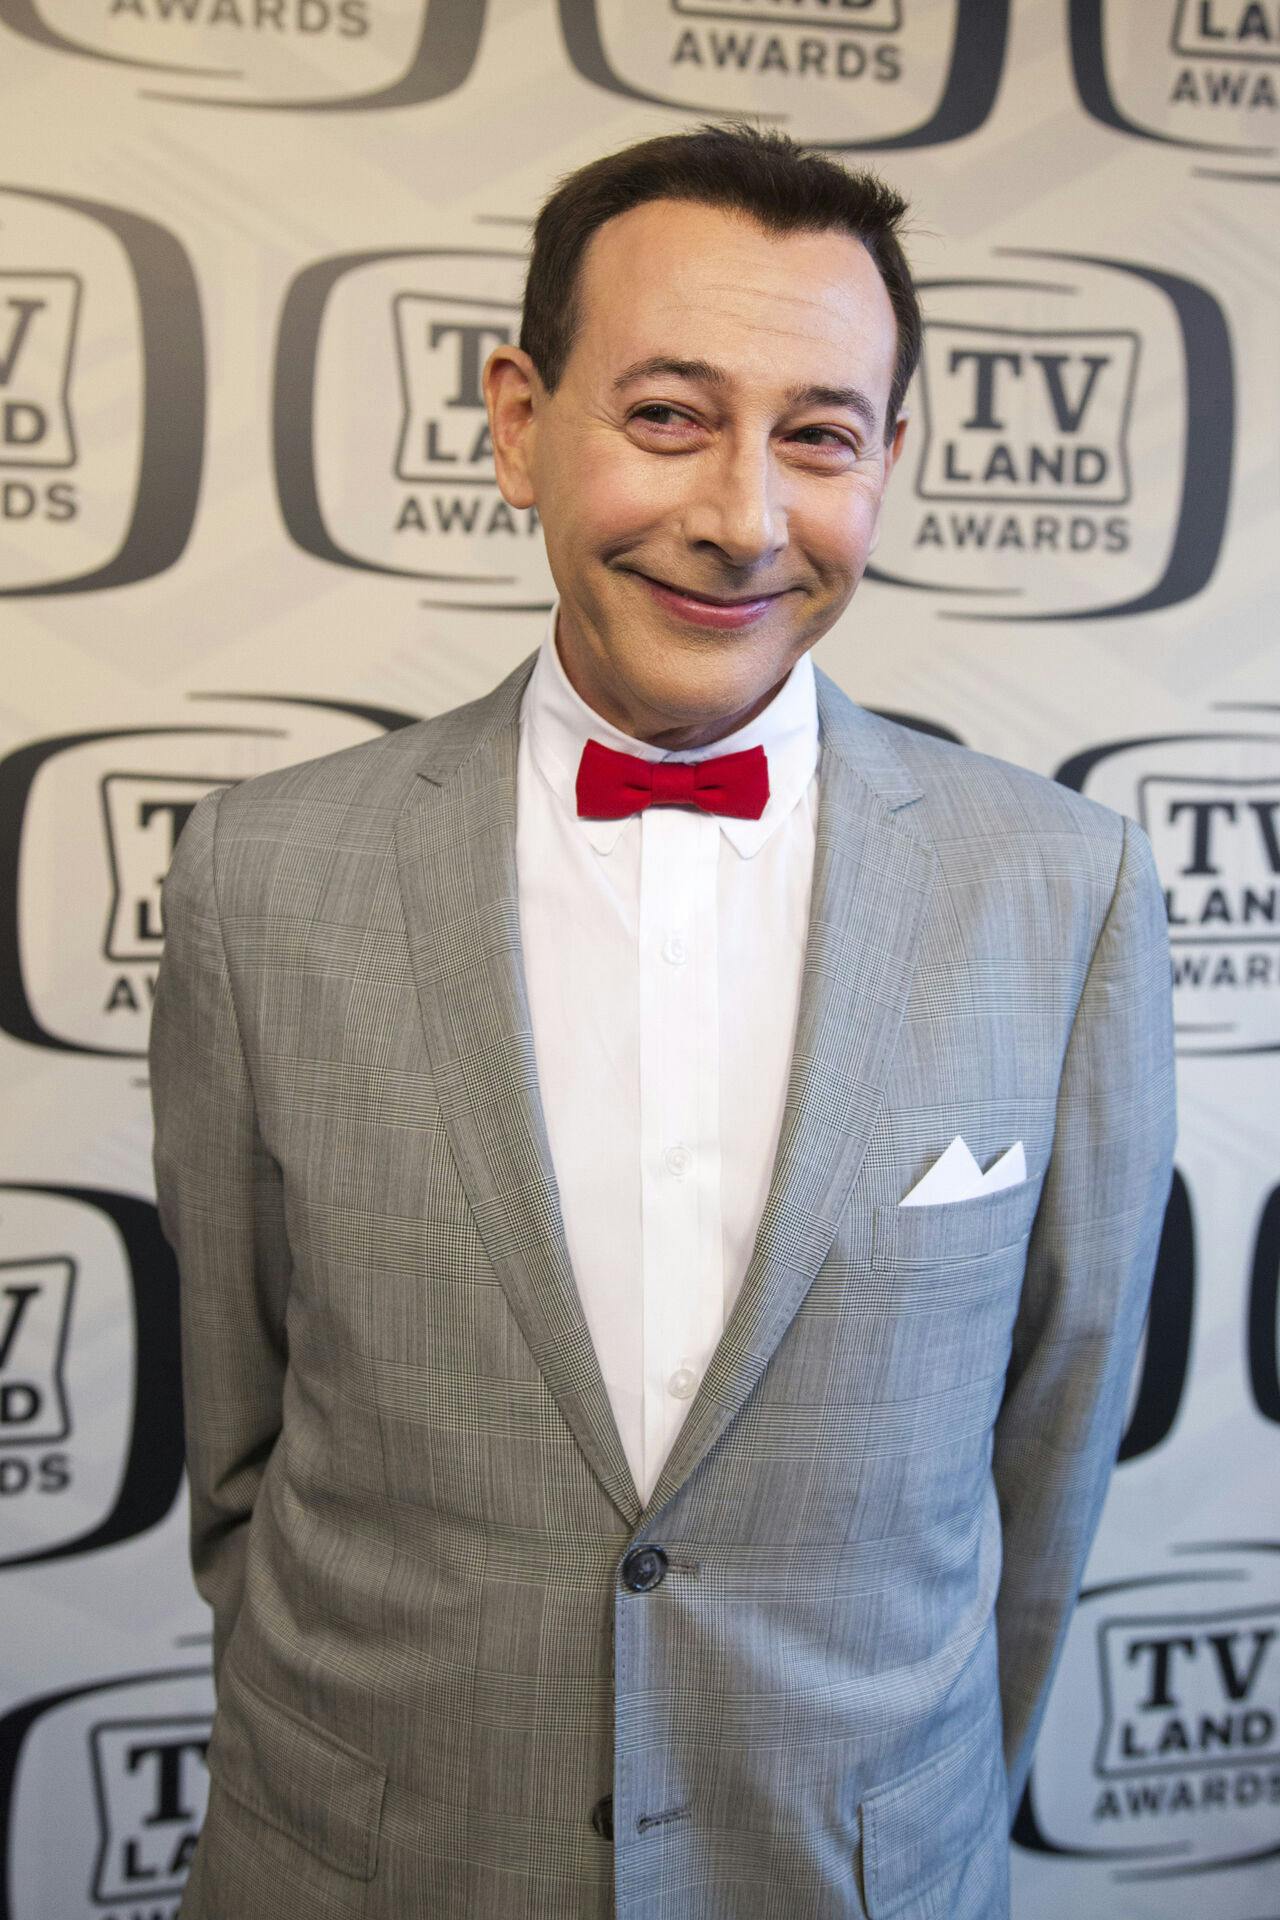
[161,728,425,928]
[814,671,1149,934]
[212,720,433,830]
[173,666,531,923]
[855,703,1129,857]
[860,713,1163,966]
[209,659,532,839]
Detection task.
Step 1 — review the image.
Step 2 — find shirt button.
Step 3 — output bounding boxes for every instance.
[662,933,687,966]
[667,1365,699,1400]
[665,1144,692,1177]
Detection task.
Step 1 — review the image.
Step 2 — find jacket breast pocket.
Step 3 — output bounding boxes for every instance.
[872,1167,1046,1279]
[206,1659,386,1881]
[860,1711,1007,1919]
[860,1171,1046,1405]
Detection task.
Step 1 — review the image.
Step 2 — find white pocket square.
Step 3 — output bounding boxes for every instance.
[899,1137,1026,1208]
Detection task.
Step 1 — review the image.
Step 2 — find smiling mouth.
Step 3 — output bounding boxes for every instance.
[623,570,791,634]
[632,570,788,608]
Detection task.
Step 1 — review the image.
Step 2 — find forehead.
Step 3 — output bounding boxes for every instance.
[570,198,898,396]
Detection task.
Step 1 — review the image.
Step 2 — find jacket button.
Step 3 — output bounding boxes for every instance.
[622,1545,669,1592]
[591,1793,614,1840]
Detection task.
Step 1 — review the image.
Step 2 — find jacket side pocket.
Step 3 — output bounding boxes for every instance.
[860,1710,1005,1919]
[207,1660,386,1881]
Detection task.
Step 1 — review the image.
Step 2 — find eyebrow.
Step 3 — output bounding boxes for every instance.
[612,356,880,431]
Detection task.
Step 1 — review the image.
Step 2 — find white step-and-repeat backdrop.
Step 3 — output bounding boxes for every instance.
[1,3,1277,1915]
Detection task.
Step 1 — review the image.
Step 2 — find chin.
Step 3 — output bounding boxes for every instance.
[642,666,758,715]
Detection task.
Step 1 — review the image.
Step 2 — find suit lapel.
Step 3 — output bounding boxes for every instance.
[396,660,935,1531]
[644,679,937,1517]
[396,662,641,1529]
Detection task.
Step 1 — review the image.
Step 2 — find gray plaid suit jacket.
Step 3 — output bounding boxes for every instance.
[150,656,1175,1920]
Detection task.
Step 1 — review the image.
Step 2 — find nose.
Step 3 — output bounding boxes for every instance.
[682,436,786,570]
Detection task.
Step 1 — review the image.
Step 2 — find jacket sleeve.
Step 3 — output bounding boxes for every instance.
[149,788,291,1684]
[992,813,1176,1813]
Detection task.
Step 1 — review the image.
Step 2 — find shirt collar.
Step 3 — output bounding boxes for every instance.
[521,604,820,857]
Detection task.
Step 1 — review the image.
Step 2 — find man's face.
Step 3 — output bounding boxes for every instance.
[485,198,906,746]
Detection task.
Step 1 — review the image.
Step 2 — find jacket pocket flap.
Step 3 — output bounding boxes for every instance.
[860,1712,1003,1918]
[208,1660,385,1881]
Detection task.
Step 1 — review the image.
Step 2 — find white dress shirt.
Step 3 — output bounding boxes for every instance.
[516,613,820,1504]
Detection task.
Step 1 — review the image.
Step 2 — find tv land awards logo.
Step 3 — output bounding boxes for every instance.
[913,324,1138,510]
[0,272,78,523]
[0,1666,212,1919]
[0,188,202,597]
[558,0,1008,147]
[275,247,554,608]
[1056,721,1280,1055]
[871,250,1233,621]
[1095,1603,1279,1785]
[89,1715,208,1906]
[0,0,485,109]
[0,696,415,1059]
[0,1259,73,1474]
[100,777,214,972]
[0,1185,182,1569]
[1070,0,1280,177]
[1015,1544,1280,1883]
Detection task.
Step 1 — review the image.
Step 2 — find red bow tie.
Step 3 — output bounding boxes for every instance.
[576,739,770,822]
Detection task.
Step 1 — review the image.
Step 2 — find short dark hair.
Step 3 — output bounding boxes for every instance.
[520,124,921,437]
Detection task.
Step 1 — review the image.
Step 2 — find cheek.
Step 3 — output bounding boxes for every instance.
[795,490,883,579]
[538,425,673,548]
[579,452,676,548]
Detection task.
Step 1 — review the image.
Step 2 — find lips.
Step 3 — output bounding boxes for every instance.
[632,571,786,632]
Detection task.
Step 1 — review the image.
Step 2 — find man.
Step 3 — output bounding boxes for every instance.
[151,126,1175,1919]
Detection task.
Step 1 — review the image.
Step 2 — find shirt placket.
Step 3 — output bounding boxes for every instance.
[637,803,724,1503]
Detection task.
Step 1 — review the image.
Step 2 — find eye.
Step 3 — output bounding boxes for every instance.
[628,403,700,432]
[632,404,686,426]
[788,426,859,454]
[625,403,706,450]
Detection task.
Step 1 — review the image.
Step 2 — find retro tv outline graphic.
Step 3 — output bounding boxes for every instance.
[558,0,1009,146]
[0,1665,212,1920]
[274,245,553,610]
[1069,0,1280,182]
[0,189,204,597]
[1014,1543,1280,1879]
[1056,719,1280,1055]
[868,248,1234,622]
[0,1186,183,1572]
[0,0,486,110]
[0,699,417,1059]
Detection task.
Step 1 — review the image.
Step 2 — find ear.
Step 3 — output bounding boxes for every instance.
[868,413,909,556]
[483,345,542,510]
[883,412,908,482]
